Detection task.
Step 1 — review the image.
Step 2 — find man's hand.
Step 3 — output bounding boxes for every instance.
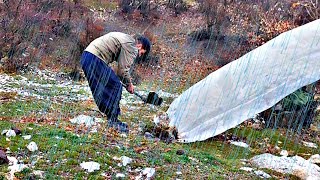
[126,83,134,94]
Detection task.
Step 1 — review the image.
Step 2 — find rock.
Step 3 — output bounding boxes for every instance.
[239,167,253,172]
[120,133,127,138]
[55,136,64,140]
[0,149,9,164]
[156,90,178,98]
[250,153,320,179]
[275,145,281,151]
[252,122,262,130]
[121,156,132,166]
[7,156,18,165]
[302,141,318,149]
[2,129,16,137]
[310,124,319,132]
[80,161,100,172]
[135,174,143,180]
[101,172,110,178]
[153,115,160,125]
[134,168,142,173]
[27,142,38,152]
[280,150,288,157]
[32,170,45,178]
[309,154,320,164]
[116,173,126,178]
[254,170,271,178]
[6,130,16,137]
[142,168,156,179]
[7,154,28,180]
[70,115,104,127]
[113,156,132,167]
[11,127,21,135]
[22,135,32,140]
[176,149,185,155]
[8,164,28,175]
[144,132,154,139]
[230,141,249,148]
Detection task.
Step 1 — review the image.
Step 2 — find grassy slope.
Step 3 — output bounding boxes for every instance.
[1,74,319,179]
[1,1,320,179]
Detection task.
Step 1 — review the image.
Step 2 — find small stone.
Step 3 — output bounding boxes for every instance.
[135,174,142,180]
[144,132,154,139]
[142,168,156,178]
[116,173,125,178]
[32,170,45,178]
[230,141,249,148]
[27,142,38,152]
[280,150,288,157]
[176,149,185,155]
[254,170,271,178]
[7,156,18,165]
[302,141,318,149]
[250,153,320,179]
[309,154,320,164]
[11,127,21,135]
[22,135,32,140]
[240,159,248,162]
[153,115,160,125]
[80,161,100,172]
[55,136,64,140]
[121,156,132,166]
[240,167,253,172]
[4,130,16,137]
[120,133,127,138]
[70,115,101,127]
[1,130,7,135]
[310,124,319,132]
[8,164,28,173]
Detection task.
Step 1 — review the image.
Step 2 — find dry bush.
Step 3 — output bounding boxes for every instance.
[167,0,188,16]
[117,0,161,21]
[0,0,103,75]
[194,0,228,39]
[246,0,319,47]
[290,0,320,25]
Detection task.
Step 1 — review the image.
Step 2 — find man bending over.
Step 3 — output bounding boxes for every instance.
[80,32,151,133]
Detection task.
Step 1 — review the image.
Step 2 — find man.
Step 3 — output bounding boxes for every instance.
[80,32,151,133]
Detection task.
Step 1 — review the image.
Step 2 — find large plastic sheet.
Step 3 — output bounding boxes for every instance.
[167,19,320,143]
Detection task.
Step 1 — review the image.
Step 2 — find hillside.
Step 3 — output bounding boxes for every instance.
[1,0,320,179]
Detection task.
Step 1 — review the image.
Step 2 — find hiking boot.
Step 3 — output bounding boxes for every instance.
[108,119,129,133]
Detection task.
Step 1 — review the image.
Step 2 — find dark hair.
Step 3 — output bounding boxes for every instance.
[137,36,151,56]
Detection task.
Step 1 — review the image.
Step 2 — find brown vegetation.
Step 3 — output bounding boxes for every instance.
[0,0,318,83]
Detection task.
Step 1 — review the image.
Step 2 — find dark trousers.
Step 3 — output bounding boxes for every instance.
[80,51,122,120]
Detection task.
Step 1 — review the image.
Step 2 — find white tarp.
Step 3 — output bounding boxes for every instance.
[167,19,320,143]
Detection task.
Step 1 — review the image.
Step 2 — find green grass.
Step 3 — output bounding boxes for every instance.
[1,105,319,179]
[21,73,57,85]
[0,118,252,179]
[1,74,319,179]
[0,100,49,118]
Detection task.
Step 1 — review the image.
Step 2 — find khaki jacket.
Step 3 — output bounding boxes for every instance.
[85,32,138,85]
